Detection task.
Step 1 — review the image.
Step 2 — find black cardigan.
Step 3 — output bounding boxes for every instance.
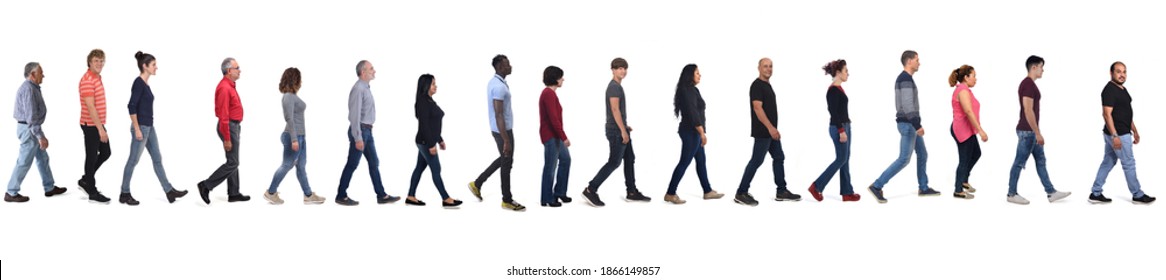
[826,85,850,131]
[677,86,707,132]
[415,99,445,146]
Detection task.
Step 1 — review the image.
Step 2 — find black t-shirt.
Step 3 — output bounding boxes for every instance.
[1101,81,1134,136]
[750,78,778,138]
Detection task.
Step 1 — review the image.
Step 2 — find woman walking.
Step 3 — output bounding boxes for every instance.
[807,59,860,202]
[949,65,986,199]
[406,74,462,208]
[263,67,326,205]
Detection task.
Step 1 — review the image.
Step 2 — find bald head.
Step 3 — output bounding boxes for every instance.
[758,57,773,81]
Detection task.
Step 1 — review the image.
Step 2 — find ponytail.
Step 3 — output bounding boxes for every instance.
[822,59,847,77]
[948,65,974,87]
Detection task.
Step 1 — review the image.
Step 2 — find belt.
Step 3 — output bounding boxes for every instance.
[361,123,373,129]
[229,120,241,124]
[17,121,27,124]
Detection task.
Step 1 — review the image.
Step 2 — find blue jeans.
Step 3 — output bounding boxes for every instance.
[1092,133,1146,198]
[1007,130,1056,196]
[541,138,571,204]
[586,127,637,193]
[409,143,450,200]
[120,125,175,193]
[337,127,387,199]
[666,128,712,195]
[813,124,854,195]
[872,122,928,191]
[736,137,786,194]
[268,132,312,196]
[7,124,55,195]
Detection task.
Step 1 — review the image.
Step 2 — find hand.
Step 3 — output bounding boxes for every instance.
[839,132,848,143]
[1035,133,1045,146]
[98,128,109,143]
[503,141,511,154]
[439,141,446,150]
[223,140,233,152]
[1112,136,1122,150]
[429,146,438,155]
[621,131,630,144]
[626,126,632,132]
[916,128,925,137]
[564,139,571,147]
[291,141,300,152]
[134,129,144,141]
[1133,132,1141,144]
[39,137,49,150]
[700,134,708,146]
[979,130,989,142]
[769,127,780,140]
[355,140,364,151]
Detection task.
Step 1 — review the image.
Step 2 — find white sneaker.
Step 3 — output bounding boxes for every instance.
[263,191,284,205]
[304,192,326,205]
[1007,195,1030,205]
[1047,191,1071,203]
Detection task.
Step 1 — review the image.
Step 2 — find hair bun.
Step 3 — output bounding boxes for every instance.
[134,51,144,60]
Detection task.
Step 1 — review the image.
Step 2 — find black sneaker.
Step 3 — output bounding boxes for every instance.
[85,189,111,204]
[335,197,359,206]
[1088,193,1112,204]
[624,190,651,202]
[734,193,759,206]
[227,194,250,202]
[869,185,887,204]
[4,193,29,203]
[1133,194,1156,204]
[582,188,605,207]
[166,189,188,203]
[119,193,140,206]
[44,186,66,197]
[377,195,401,204]
[774,188,802,202]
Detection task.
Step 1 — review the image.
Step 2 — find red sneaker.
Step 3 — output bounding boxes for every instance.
[842,193,861,202]
[808,184,824,202]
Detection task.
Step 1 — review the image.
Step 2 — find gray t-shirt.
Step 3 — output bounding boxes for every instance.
[605,80,626,128]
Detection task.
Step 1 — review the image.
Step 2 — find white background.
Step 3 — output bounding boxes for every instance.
[1,0,1162,279]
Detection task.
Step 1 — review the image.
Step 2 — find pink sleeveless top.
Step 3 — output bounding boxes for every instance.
[951,83,980,143]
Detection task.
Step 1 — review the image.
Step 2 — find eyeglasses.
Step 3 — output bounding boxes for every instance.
[229,67,241,71]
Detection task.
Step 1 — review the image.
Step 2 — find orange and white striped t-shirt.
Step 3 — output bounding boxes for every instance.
[78,70,107,126]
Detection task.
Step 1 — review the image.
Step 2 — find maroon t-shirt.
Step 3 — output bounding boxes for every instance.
[1016,77,1040,131]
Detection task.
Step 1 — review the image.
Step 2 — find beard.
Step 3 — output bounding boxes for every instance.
[1112,78,1125,85]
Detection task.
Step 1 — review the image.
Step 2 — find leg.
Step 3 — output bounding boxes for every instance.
[203,124,238,190]
[7,126,38,195]
[914,133,929,191]
[1030,136,1056,194]
[952,126,967,193]
[1091,135,1119,195]
[694,144,712,193]
[839,125,854,195]
[474,132,505,188]
[499,130,515,203]
[424,147,450,200]
[293,136,311,196]
[81,125,100,186]
[336,130,363,199]
[225,124,241,196]
[143,126,174,192]
[120,125,149,193]
[1115,135,1145,198]
[873,123,916,189]
[1007,131,1035,196]
[813,126,845,192]
[553,144,571,198]
[541,140,559,204]
[737,137,770,194]
[587,133,626,192]
[966,137,982,185]
[409,148,427,198]
[95,125,112,173]
[770,139,788,190]
[361,129,386,197]
[666,130,700,195]
[268,132,296,194]
[622,137,637,192]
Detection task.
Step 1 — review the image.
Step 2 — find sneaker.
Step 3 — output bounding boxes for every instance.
[377,195,401,204]
[1088,193,1112,204]
[1007,195,1030,205]
[263,192,284,205]
[467,181,483,202]
[502,201,526,211]
[918,188,941,196]
[664,194,686,205]
[734,193,759,206]
[774,188,802,201]
[44,186,66,197]
[303,193,326,205]
[335,197,359,206]
[86,190,111,204]
[4,193,29,203]
[1047,191,1071,203]
[703,190,725,200]
[166,189,188,203]
[868,185,887,204]
[118,193,140,206]
[962,183,977,193]
[228,194,251,202]
[808,184,824,202]
[1133,194,1156,204]
[582,188,605,207]
[842,193,861,202]
[625,191,651,202]
[954,192,974,199]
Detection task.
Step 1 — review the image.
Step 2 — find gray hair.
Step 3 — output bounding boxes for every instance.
[356,60,369,77]
[221,57,236,75]
[24,62,40,78]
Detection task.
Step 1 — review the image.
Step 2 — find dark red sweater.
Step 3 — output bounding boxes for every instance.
[539,87,568,144]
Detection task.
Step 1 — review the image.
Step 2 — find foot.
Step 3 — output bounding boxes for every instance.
[1047,191,1071,203]
[703,190,725,200]
[166,189,188,203]
[918,188,941,196]
[774,188,801,202]
[953,192,974,199]
[227,194,250,202]
[4,193,29,203]
[377,194,401,204]
[468,181,483,202]
[118,193,140,206]
[734,193,759,206]
[86,190,111,204]
[263,191,284,205]
[1088,193,1112,204]
[842,193,861,202]
[868,185,887,204]
[555,195,573,204]
[502,201,526,211]
[1007,195,1030,205]
[303,193,326,205]
[1133,194,1156,204]
[808,184,823,202]
[197,182,211,205]
[625,190,651,202]
[335,197,359,206]
[663,194,686,205]
[405,197,426,206]
[44,186,66,197]
[582,188,605,207]
[540,201,562,207]
[442,198,463,208]
[962,183,977,193]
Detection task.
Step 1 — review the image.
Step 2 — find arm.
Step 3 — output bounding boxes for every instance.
[680,88,703,129]
[214,87,232,143]
[128,83,143,139]
[548,94,568,142]
[348,89,363,142]
[609,97,627,135]
[282,95,298,141]
[896,81,923,130]
[958,90,983,133]
[827,89,846,133]
[417,103,436,147]
[1022,97,1040,135]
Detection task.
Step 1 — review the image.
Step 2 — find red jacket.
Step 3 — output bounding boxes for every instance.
[539,87,568,144]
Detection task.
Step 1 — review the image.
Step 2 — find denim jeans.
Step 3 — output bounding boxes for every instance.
[666,128,712,195]
[813,124,854,195]
[1091,133,1146,198]
[6,124,55,195]
[409,143,450,200]
[872,122,929,191]
[951,125,981,193]
[202,122,241,195]
[586,127,637,193]
[1007,130,1056,196]
[120,125,175,193]
[540,138,571,204]
[736,137,786,194]
[268,132,311,196]
[337,126,386,199]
